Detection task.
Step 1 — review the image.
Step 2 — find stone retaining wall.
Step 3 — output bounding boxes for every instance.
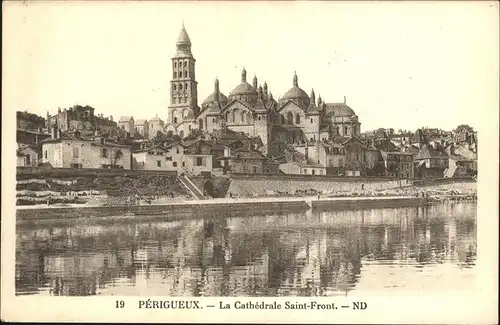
[227,178,406,197]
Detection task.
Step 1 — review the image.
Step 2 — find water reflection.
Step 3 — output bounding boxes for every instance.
[16,202,476,296]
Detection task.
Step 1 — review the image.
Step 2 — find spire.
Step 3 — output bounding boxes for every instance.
[263,81,268,95]
[318,95,322,107]
[310,89,316,105]
[241,67,247,82]
[177,22,191,46]
[269,92,274,100]
[214,77,220,101]
[293,71,298,87]
[253,74,258,89]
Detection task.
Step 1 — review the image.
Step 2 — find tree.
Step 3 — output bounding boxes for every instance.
[112,149,124,167]
[184,128,203,141]
[152,131,181,146]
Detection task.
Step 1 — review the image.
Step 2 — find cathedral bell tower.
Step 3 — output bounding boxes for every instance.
[168,22,199,125]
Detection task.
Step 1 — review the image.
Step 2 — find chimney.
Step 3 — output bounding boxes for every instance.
[51,125,57,139]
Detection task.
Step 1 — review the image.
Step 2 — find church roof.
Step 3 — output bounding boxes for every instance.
[230,82,257,96]
[281,72,310,104]
[176,23,191,46]
[229,68,258,98]
[325,103,356,117]
[203,92,228,106]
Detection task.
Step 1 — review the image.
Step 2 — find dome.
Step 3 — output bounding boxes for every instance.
[325,103,356,117]
[203,92,228,106]
[203,78,229,107]
[229,82,257,96]
[228,68,258,104]
[149,115,162,122]
[279,72,310,107]
[282,87,309,101]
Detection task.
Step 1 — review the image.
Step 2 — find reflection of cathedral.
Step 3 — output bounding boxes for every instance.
[15,203,477,296]
[165,24,361,153]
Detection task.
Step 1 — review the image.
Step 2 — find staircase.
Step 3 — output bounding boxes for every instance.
[178,175,204,200]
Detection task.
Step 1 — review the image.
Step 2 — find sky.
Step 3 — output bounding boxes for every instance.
[3,1,499,132]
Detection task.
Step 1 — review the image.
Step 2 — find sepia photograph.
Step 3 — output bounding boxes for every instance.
[2,1,498,323]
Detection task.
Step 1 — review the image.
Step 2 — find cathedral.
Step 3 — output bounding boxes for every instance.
[165,23,361,154]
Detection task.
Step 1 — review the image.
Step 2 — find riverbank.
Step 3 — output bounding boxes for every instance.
[16,195,471,228]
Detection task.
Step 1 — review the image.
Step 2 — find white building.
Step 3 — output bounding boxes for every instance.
[41,130,132,169]
[17,145,39,167]
[132,142,212,175]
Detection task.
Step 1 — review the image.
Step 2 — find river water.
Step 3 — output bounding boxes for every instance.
[16,202,477,296]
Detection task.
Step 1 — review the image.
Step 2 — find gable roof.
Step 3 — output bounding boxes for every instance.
[276,99,303,113]
[132,145,170,154]
[119,116,133,123]
[414,144,449,160]
[219,98,256,114]
[229,150,266,160]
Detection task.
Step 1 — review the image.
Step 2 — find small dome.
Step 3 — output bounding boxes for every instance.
[229,82,257,96]
[280,72,310,107]
[204,78,229,107]
[325,103,356,117]
[228,68,258,104]
[149,115,162,122]
[203,92,228,106]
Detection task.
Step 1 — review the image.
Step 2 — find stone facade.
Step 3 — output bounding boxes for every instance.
[17,145,39,167]
[163,24,362,157]
[41,130,132,169]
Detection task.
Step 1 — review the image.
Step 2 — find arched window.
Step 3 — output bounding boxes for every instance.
[174,117,178,124]
[336,126,340,134]
[287,112,293,124]
[345,126,348,135]
[225,112,230,123]
[179,130,184,138]
[184,71,187,78]
[241,111,246,124]
[258,116,261,121]
[199,118,204,130]
[295,114,300,124]
[232,110,238,123]
[173,84,176,91]
[185,83,188,91]
[184,61,187,67]
[281,115,285,124]
[179,84,183,90]
[173,72,177,78]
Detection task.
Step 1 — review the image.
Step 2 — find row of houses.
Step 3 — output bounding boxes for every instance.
[16,129,476,181]
[16,108,477,179]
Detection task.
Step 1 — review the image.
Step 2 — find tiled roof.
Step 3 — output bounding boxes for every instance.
[230,150,266,160]
[119,116,133,123]
[414,144,448,160]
